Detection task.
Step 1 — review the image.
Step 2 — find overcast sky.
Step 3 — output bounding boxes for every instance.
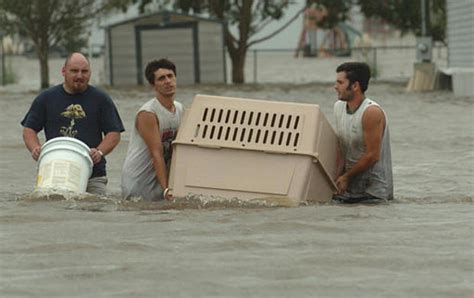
[243,0,306,49]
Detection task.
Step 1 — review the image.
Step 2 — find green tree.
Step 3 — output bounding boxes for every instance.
[357,0,446,43]
[120,0,300,83]
[0,0,110,89]
[208,0,300,83]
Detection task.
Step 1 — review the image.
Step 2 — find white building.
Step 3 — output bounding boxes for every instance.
[446,0,474,96]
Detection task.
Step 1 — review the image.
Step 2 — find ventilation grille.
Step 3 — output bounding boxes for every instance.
[191,107,304,149]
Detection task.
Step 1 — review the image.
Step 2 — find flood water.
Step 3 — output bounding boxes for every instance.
[1,61,473,297]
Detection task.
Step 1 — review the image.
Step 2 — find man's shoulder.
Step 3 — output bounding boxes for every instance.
[34,84,64,102]
[133,98,156,116]
[86,85,112,99]
[174,100,184,110]
[363,98,384,114]
[334,100,346,112]
[139,97,157,109]
[40,84,63,95]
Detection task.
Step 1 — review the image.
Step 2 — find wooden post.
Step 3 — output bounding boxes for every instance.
[406,62,438,91]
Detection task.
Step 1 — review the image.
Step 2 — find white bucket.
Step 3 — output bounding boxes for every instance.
[36,137,93,193]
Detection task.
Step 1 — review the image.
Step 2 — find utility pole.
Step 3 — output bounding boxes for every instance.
[0,31,4,86]
[421,0,427,36]
[417,0,432,62]
[408,0,436,91]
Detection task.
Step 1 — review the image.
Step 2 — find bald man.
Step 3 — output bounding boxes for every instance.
[21,52,125,195]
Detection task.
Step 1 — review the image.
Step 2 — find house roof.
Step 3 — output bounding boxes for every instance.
[103,10,224,29]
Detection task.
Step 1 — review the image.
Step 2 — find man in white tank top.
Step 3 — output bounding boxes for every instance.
[333,62,393,204]
[121,59,184,201]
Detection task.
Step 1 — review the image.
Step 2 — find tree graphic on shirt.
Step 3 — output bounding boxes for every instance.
[60,104,86,137]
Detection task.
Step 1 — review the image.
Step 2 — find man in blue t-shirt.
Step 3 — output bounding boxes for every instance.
[21,52,125,195]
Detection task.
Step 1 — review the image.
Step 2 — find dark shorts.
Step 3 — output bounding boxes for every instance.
[332,194,387,204]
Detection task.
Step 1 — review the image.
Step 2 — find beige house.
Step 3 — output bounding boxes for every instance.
[104,11,226,86]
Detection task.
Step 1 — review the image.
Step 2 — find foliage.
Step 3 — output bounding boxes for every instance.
[206,0,295,47]
[61,37,89,55]
[0,0,113,89]
[357,0,446,43]
[0,0,96,51]
[208,0,298,83]
[114,0,298,83]
[124,0,296,47]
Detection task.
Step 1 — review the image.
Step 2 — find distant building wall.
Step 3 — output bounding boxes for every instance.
[138,24,197,85]
[198,21,226,83]
[108,24,137,85]
[447,0,474,68]
[105,12,225,86]
[446,0,474,96]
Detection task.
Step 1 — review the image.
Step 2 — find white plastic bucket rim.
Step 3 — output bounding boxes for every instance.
[38,137,93,175]
[36,137,94,194]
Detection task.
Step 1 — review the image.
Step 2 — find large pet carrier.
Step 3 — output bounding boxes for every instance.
[169,94,339,205]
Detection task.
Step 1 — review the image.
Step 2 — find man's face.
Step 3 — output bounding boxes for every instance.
[153,68,176,97]
[62,54,91,94]
[334,71,354,102]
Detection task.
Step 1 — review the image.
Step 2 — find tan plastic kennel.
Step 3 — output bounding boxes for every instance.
[168,94,339,205]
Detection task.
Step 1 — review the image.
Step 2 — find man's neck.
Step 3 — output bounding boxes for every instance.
[62,83,87,95]
[346,94,365,113]
[63,83,74,94]
[156,94,175,112]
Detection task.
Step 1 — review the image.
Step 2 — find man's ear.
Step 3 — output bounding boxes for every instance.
[352,81,360,92]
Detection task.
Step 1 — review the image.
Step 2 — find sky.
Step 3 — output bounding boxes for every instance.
[242,0,306,49]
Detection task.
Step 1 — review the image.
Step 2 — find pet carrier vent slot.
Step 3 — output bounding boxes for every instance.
[194,107,303,148]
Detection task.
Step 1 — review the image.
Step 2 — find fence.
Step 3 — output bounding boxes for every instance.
[1,45,448,89]
[243,45,448,84]
[0,54,105,91]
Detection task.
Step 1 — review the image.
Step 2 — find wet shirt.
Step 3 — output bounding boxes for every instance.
[334,97,393,200]
[21,84,125,177]
[121,98,184,201]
